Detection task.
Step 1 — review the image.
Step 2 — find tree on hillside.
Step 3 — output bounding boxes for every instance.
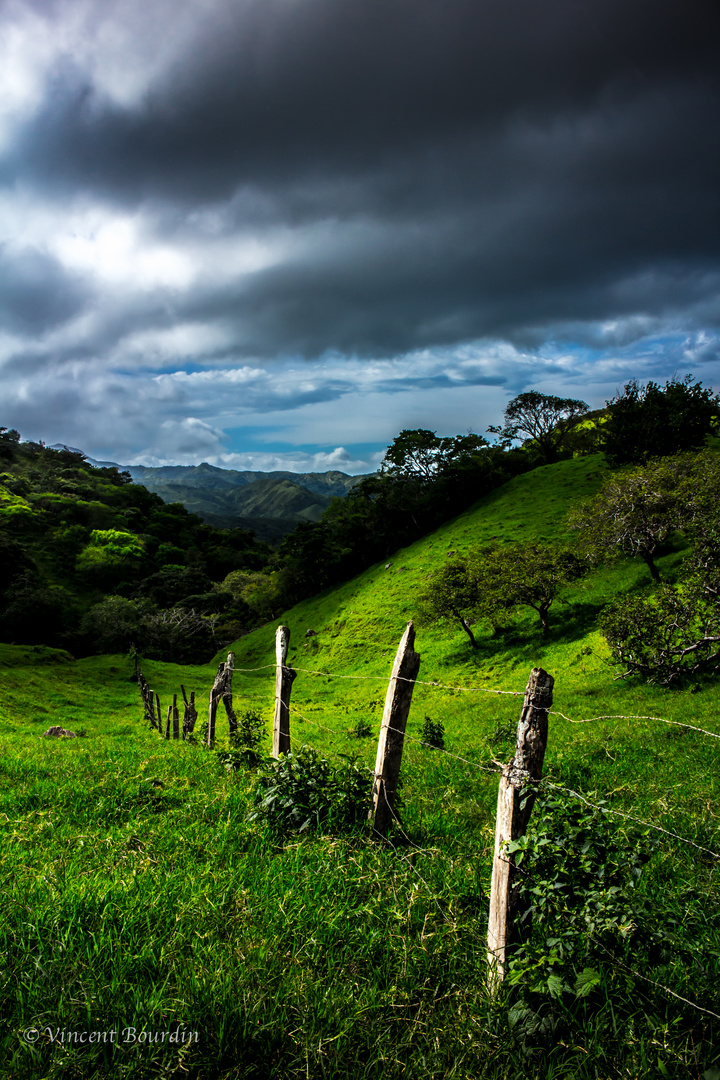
[568,456,697,582]
[487,391,590,464]
[598,454,720,684]
[419,543,585,644]
[602,376,720,466]
[482,543,586,634]
[418,555,487,648]
[380,429,489,481]
[600,584,720,685]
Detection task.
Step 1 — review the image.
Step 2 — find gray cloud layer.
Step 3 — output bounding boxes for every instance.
[0,0,718,465]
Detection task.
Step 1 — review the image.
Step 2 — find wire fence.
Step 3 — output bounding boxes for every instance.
[135,639,720,1023]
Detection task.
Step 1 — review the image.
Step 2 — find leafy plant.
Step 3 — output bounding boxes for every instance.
[218,710,266,769]
[420,715,445,749]
[248,747,372,836]
[504,787,654,1049]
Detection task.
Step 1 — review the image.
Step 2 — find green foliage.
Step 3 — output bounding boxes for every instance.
[249,748,372,836]
[76,528,145,572]
[218,710,266,768]
[0,433,271,655]
[348,717,373,738]
[600,583,720,685]
[506,788,653,1046]
[488,391,590,464]
[380,428,490,481]
[420,715,445,749]
[569,455,696,582]
[1,443,720,1077]
[602,375,720,466]
[420,542,585,642]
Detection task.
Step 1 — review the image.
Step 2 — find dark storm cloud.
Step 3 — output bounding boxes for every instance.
[0,246,90,333]
[13,0,718,197]
[4,0,715,360]
[0,0,719,471]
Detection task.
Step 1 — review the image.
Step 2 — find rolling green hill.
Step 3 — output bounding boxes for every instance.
[2,452,719,1079]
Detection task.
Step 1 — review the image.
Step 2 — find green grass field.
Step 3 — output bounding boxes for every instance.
[2,455,719,1078]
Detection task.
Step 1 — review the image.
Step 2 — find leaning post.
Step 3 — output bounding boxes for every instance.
[223,652,238,736]
[487,667,554,995]
[207,662,227,749]
[370,621,421,837]
[272,626,296,757]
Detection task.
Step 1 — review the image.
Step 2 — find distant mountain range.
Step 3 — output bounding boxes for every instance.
[51,448,369,542]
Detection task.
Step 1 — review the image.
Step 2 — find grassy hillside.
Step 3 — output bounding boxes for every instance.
[2,454,719,1079]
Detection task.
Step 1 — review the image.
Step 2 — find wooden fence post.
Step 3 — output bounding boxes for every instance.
[165,704,172,740]
[207,662,226,749]
[273,626,296,757]
[487,667,554,994]
[172,693,179,740]
[370,621,421,837]
[135,660,157,729]
[223,652,238,736]
[181,685,197,739]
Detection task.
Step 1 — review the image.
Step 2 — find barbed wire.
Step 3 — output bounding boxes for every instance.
[591,938,720,1022]
[387,724,504,776]
[373,780,454,926]
[544,782,720,860]
[292,665,524,695]
[551,710,720,740]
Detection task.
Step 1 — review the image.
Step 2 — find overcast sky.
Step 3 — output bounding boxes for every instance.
[1,0,718,472]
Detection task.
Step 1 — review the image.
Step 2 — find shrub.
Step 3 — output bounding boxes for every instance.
[504,787,654,1049]
[420,715,445,749]
[218,711,266,769]
[248,747,372,837]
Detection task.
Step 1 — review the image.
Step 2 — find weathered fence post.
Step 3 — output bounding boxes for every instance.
[155,693,162,736]
[272,626,296,757]
[181,685,197,739]
[223,652,238,736]
[172,693,179,740]
[487,667,554,994]
[370,621,421,837]
[165,704,172,740]
[207,662,226,749]
[134,658,158,729]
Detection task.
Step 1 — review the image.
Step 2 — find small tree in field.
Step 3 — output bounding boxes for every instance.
[418,555,487,648]
[488,391,589,464]
[568,457,693,583]
[419,543,585,644]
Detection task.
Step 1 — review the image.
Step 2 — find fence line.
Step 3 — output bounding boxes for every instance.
[134,630,720,1023]
[551,710,720,740]
[544,782,720,860]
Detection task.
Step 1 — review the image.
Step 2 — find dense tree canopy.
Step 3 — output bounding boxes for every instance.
[602,376,720,466]
[0,437,272,659]
[487,391,589,464]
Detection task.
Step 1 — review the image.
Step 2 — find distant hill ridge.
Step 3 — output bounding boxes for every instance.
[50,447,369,541]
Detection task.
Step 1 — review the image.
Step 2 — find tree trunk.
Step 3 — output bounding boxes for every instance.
[641,548,661,582]
[457,613,477,649]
